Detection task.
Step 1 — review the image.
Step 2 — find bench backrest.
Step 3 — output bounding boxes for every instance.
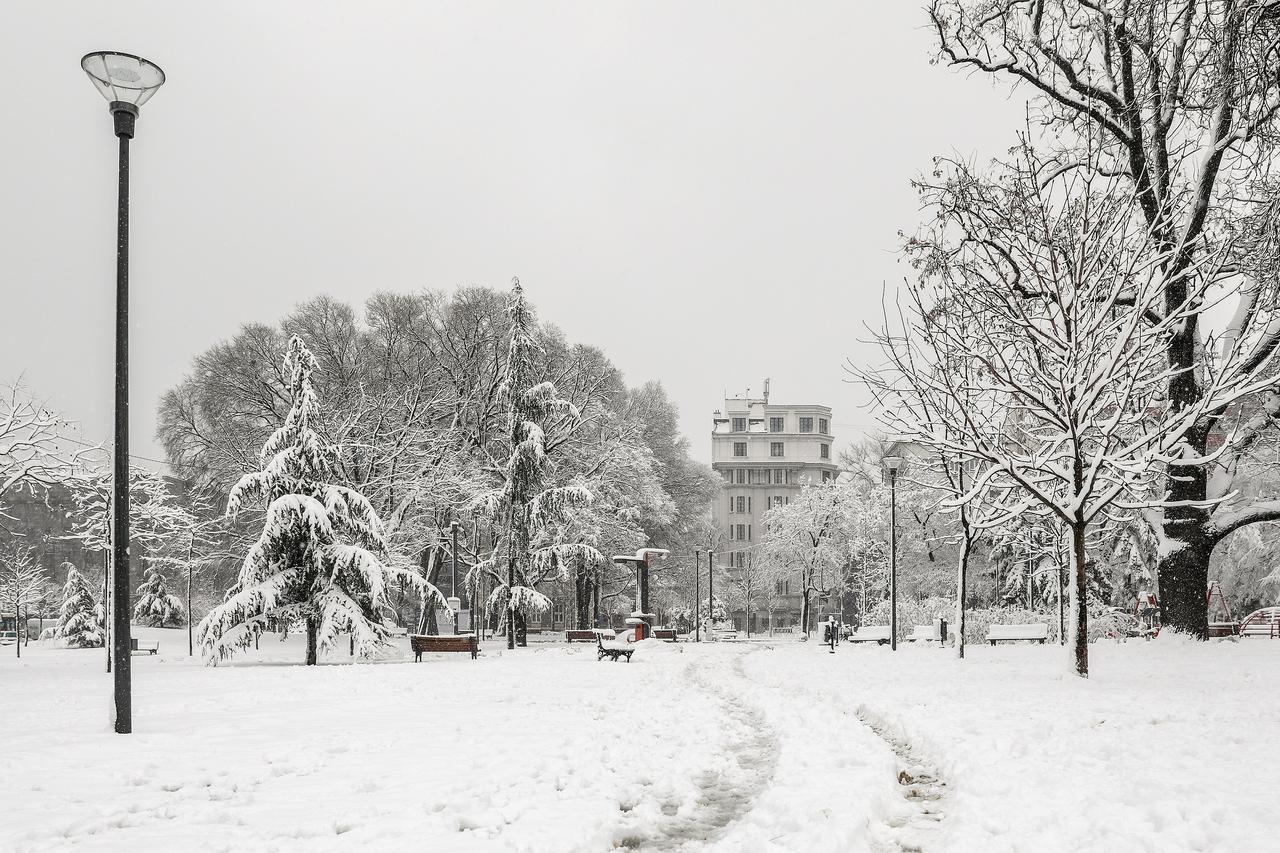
[987,623,1049,639]
[410,634,476,650]
[908,625,939,640]
[852,626,891,640]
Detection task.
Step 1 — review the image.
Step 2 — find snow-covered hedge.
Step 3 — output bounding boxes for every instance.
[863,597,1133,644]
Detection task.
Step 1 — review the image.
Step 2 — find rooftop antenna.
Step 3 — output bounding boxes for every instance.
[763,378,771,404]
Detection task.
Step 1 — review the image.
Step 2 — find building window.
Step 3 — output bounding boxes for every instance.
[821,444,830,459]
[772,496,783,508]
[774,468,785,484]
[799,417,813,433]
[747,524,752,540]
[822,470,832,482]
[735,496,746,514]
[819,418,828,434]
[735,552,745,568]
[769,416,784,432]
[732,417,746,432]
[735,524,746,540]
[735,469,747,484]
[770,442,784,457]
[733,442,747,457]
[728,526,734,540]
[722,468,732,481]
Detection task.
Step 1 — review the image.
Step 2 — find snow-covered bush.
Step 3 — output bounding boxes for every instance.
[197,336,429,665]
[55,565,103,648]
[863,596,954,640]
[133,565,185,628]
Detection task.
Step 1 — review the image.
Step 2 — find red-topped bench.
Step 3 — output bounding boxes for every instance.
[410,633,478,661]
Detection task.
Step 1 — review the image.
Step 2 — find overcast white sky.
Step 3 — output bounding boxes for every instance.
[2,1,1024,469]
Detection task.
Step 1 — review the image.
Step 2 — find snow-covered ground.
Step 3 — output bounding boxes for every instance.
[2,629,1277,852]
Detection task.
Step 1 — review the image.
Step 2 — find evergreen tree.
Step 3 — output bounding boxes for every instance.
[483,278,599,648]
[132,565,185,628]
[197,336,427,665]
[56,564,103,648]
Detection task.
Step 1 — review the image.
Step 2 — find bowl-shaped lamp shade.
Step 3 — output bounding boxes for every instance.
[81,52,165,107]
[882,454,904,473]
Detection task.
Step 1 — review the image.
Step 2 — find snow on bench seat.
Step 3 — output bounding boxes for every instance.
[906,625,942,643]
[849,626,892,645]
[986,623,1049,645]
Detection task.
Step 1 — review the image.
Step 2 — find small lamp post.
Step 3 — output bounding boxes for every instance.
[883,454,904,652]
[694,550,701,643]
[81,51,165,735]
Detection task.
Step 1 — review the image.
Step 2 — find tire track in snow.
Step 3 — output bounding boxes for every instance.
[614,653,779,850]
[857,709,948,853]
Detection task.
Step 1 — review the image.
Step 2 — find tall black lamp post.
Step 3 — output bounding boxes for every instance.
[81,51,165,735]
[883,454,904,652]
[450,520,462,634]
[694,550,701,643]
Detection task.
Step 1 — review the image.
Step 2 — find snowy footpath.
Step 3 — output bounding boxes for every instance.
[2,629,1277,852]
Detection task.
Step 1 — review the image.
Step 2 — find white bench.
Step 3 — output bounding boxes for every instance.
[849,626,892,645]
[986,623,1049,645]
[906,624,943,643]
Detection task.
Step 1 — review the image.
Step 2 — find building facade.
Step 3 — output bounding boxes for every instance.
[710,388,838,631]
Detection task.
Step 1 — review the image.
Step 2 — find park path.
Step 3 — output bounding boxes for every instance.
[613,653,781,850]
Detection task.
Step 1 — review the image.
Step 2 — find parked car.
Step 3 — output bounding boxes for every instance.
[0,630,18,646]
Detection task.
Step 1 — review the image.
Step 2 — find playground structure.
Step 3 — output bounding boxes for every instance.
[1239,607,1280,639]
[1206,581,1239,638]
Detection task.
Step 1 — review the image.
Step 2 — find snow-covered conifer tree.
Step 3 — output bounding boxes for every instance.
[475,278,600,649]
[197,336,429,665]
[132,565,184,628]
[56,564,103,649]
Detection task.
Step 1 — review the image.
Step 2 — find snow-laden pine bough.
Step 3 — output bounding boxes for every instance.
[197,336,446,665]
[859,144,1280,677]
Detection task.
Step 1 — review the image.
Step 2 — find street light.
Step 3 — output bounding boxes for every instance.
[883,454,904,652]
[82,50,165,736]
[449,520,462,635]
[612,548,669,640]
[694,550,701,643]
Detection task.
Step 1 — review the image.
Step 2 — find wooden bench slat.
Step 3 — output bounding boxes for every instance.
[410,634,478,661]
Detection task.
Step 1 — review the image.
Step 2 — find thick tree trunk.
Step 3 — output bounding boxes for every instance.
[1158,437,1212,638]
[575,571,592,630]
[1068,521,1089,678]
[305,616,318,666]
[1159,314,1212,639]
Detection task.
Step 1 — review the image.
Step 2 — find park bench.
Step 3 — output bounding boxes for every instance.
[905,625,939,643]
[849,626,892,645]
[652,628,678,642]
[596,633,634,662]
[565,629,615,643]
[986,623,1049,645]
[526,622,544,635]
[130,639,159,655]
[410,633,478,662]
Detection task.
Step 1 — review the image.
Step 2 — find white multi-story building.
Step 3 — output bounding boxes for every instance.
[710,385,838,631]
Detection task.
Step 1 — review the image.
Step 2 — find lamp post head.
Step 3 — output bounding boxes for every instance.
[81,51,165,137]
[882,454,903,483]
[450,520,462,534]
